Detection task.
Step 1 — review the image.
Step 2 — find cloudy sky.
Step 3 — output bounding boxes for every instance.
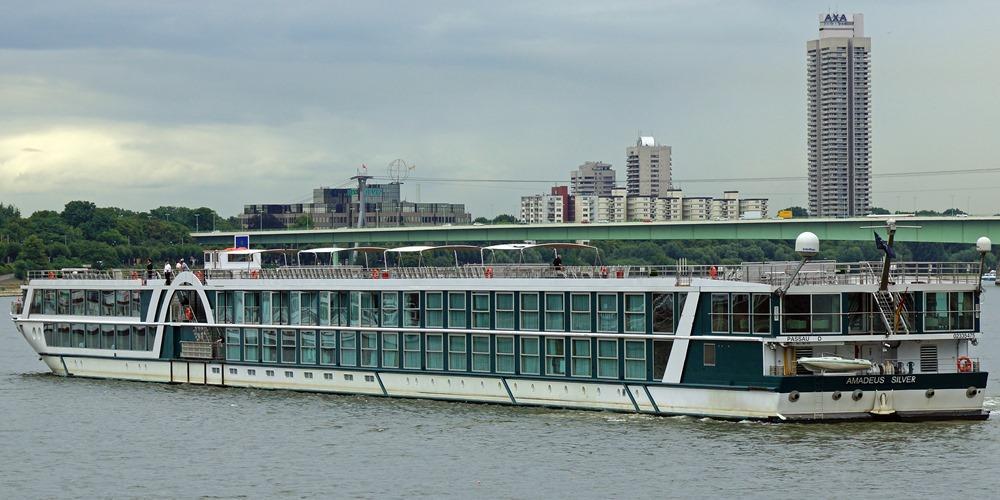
[1,0,999,217]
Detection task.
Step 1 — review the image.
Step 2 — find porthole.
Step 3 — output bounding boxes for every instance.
[788,391,800,402]
[831,391,842,401]
[851,389,863,401]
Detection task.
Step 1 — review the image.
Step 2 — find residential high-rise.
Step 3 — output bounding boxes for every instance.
[570,161,616,196]
[807,13,871,217]
[626,136,671,197]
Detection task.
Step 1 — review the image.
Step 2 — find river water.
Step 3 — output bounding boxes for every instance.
[3,290,1000,499]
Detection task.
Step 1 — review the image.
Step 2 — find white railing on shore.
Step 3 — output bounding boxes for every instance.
[26,260,983,286]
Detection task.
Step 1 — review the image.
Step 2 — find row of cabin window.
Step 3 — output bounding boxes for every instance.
[215,291,680,334]
[709,293,772,334]
[224,328,657,381]
[43,323,155,351]
[779,291,976,334]
[31,289,142,318]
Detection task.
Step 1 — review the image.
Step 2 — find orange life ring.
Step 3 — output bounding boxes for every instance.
[250,270,259,279]
[184,306,194,321]
[957,355,974,373]
[485,267,494,278]
[709,265,718,279]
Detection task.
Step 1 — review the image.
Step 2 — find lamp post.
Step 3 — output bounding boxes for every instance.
[194,214,200,232]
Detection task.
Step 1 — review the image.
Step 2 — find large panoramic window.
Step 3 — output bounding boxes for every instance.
[925,291,975,331]
[711,293,730,333]
[752,294,771,334]
[782,294,841,334]
[652,293,674,333]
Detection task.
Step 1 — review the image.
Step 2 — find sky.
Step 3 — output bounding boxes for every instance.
[1,0,999,218]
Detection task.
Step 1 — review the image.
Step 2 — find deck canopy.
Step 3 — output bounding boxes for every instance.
[297,246,386,266]
[482,242,601,264]
[384,244,483,267]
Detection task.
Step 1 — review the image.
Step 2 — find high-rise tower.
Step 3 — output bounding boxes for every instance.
[807,13,871,217]
[626,136,671,197]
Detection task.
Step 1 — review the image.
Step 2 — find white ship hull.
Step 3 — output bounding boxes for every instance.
[37,354,987,422]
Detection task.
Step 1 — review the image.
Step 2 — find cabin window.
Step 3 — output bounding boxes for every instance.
[403,292,420,327]
[570,293,591,332]
[134,325,149,351]
[43,323,54,346]
[57,322,71,348]
[472,335,491,372]
[71,324,85,348]
[495,293,515,330]
[812,295,840,333]
[448,292,467,328]
[353,291,380,327]
[703,343,716,367]
[360,332,378,367]
[624,294,646,333]
[43,289,57,315]
[330,292,348,326]
[545,338,566,376]
[472,293,490,329]
[318,292,331,326]
[652,293,674,333]
[732,293,750,333]
[244,328,260,362]
[496,336,515,374]
[244,292,260,325]
[711,293,730,333]
[652,340,671,379]
[520,293,540,330]
[289,292,301,325]
[597,293,618,332]
[116,290,131,317]
[382,332,399,368]
[86,290,100,316]
[58,290,70,315]
[597,339,618,379]
[271,292,290,325]
[425,334,444,370]
[71,290,85,316]
[544,293,565,331]
[381,292,399,327]
[520,337,540,375]
[262,329,277,362]
[101,324,115,349]
[425,292,443,328]
[403,333,421,369]
[30,290,42,314]
[340,332,357,366]
[280,329,296,363]
[100,290,115,316]
[86,324,100,349]
[299,292,318,326]
[752,294,771,333]
[300,330,317,364]
[448,334,467,371]
[114,324,129,350]
[319,331,336,365]
[925,292,975,331]
[624,340,646,380]
[782,294,841,334]
[217,292,233,323]
[571,338,591,377]
[324,372,333,380]
[226,328,241,361]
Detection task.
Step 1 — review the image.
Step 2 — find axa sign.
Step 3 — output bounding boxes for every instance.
[823,13,849,25]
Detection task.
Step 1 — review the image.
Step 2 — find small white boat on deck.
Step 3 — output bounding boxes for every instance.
[797,356,873,373]
[982,270,996,282]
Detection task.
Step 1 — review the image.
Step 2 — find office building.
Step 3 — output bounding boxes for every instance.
[570,161,616,197]
[626,136,672,197]
[240,182,471,229]
[807,13,871,217]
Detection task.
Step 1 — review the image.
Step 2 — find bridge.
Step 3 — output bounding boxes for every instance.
[191,216,1000,247]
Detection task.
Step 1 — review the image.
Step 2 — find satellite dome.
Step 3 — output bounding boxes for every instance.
[976,236,992,253]
[795,232,820,258]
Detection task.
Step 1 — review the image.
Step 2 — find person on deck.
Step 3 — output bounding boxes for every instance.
[552,253,563,271]
[145,259,154,279]
[164,262,173,285]
[181,259,190,272]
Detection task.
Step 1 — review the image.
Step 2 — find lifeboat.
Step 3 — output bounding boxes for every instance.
[797,356,873,373]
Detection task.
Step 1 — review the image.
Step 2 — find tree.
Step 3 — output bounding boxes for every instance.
[869,207,891,215]
[18,235,48,267]
[492,214,518,224]
[62,201,97,227]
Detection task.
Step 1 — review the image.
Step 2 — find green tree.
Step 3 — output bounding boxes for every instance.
[783,206,809,217]
[62,200,97,227]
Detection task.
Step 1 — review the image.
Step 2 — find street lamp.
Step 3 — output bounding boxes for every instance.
[194,214,200,232]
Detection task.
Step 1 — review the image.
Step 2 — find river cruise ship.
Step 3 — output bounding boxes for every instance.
[8,233,993,421]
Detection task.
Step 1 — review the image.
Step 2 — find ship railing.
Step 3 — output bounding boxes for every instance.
[770,355,982,376]
[24,261,983,284]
